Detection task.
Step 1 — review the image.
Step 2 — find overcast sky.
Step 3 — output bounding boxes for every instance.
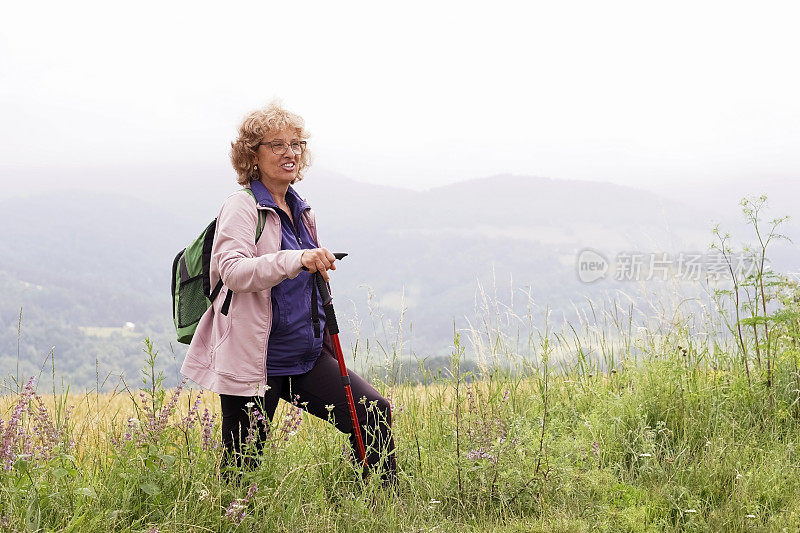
[1,0,798,193]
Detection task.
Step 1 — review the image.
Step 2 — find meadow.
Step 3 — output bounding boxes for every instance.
[1,197,798,532]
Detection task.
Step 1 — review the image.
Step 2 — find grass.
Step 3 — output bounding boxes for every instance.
[1,197,797,531]
[1,299,799,532]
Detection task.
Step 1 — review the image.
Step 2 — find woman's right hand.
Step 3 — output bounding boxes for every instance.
[301,248,337,282]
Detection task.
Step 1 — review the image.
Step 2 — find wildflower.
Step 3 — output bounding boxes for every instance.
[144,380,186,437]
[283,409,303,439]
[638,453,651,458]
[200,409,216,451]
[225,482,258,524]
[277,396,303,441]
[1,377,37,470]
[467,447,496,463]
[245,402,255,409]
[252,409,268,430]
[429,499,441,504]
[182,395,203,429]
[28,392,61,461]
[745,514,756,519]
[685,509,697,514]
[502,389,511,402]
[325,404,335,412]
[198,489,209,500]
[225,500,246,522]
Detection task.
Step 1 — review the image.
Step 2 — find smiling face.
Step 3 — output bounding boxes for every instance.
[255,128,302,187]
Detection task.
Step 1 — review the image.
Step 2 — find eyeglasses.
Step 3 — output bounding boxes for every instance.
[257,140,307,155]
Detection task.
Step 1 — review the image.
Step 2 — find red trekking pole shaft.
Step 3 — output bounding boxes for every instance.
[310,263,368,466]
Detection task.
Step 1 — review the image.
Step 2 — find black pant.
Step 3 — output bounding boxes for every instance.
[220,354,396,481]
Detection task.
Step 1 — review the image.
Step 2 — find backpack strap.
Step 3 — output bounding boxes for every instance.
[221,289,233,316]
[256,210,266,242]
[242,187,268,243]
[209,279,223,303]
[215,188,269,308]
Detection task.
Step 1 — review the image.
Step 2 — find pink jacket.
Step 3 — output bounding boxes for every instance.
[180,186,334,396]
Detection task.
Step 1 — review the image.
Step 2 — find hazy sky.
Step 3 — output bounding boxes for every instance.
[1,0,798,192]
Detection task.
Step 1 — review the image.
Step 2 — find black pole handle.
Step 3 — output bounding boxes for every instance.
[314,270,333,306]
[301,252,346,335]
[314,272,339,335]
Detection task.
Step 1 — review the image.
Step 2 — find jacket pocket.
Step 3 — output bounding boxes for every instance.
[214,323,265,379]
[212,291,266,380]
[212,287,233,348]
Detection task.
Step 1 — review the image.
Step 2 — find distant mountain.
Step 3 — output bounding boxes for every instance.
[646,175,799,219]
[1,172,796,389]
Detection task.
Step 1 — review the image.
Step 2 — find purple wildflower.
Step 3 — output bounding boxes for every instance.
[1,377,37,470]
[28,394,60,461]
[200,408,216,451]
[181,394,203,429]
[225,482,258,524]
[466,447,496,463]
[147,380,186,436]
[278,395,303,442]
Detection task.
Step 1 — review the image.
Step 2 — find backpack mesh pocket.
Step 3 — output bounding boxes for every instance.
[177,275,207,329]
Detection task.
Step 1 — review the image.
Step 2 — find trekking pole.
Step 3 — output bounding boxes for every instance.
[304,254,368,466]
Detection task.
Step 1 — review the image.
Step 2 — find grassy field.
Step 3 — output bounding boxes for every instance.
[1,279,799,532]
[1,199,797,531]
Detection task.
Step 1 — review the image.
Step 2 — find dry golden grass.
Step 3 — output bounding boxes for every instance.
[1,387,219,457]
[0,376,529,456]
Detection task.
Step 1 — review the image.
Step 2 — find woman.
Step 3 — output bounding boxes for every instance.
[180,101,396,484]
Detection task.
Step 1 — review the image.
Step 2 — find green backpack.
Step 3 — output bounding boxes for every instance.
[171,189,267,344]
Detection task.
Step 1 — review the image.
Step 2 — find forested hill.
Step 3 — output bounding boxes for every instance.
[0,191,195,389]
[1,174,795,390]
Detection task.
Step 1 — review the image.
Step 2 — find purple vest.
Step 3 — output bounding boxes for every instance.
[250,180,326,376]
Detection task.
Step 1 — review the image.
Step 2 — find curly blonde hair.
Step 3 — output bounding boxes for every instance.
[230,100,311,185]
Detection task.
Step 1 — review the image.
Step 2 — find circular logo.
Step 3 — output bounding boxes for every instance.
[577,249,609,283]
